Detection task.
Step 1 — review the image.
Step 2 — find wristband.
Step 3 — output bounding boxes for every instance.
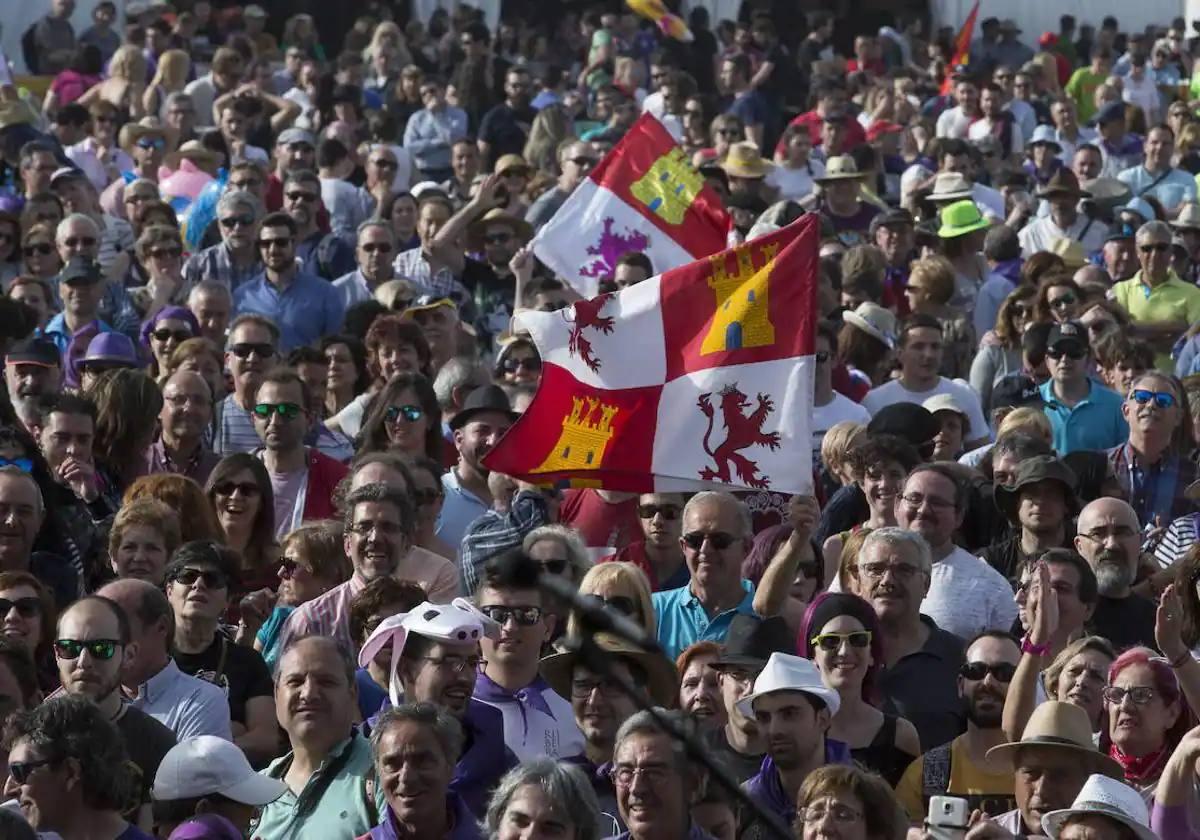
[1170,651,1193,669]
[1021,635,1050,656]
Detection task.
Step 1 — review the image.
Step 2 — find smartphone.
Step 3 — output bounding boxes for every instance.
[926,796,969,840]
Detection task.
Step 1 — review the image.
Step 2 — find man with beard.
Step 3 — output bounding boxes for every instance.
[1040,322,1127,455]
[739,653,851,836]
[982,456,1079,581]
[1074,498,1157,650]
[279,171,356,282]
[541,634,677,828]
[478,68,536,170]
[851,527,965,750]
[436,386,516,549]
[214,314,280,455]
[334,220,398,310]
[896,631,1021,820]
[265,128,317,211]
[233,211,344,352]
[53,596,177,810]
[279,483,416,651]
[474,550,584,762]
[182,190,264,293]
[4,338,61,436]
[611,493,690,591]
[148,371,220,485]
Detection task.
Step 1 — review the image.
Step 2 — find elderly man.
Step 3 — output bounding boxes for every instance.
[214,314,279,455]
[1018,171,1106,256]
[334,219,398,310]
[526,141,599,228]
[895,464,1017,639]
[1040,322,1127,454]
[148,370,220,484]
[1118,125,1197,218]
[1113,221,1200,370]
[1101,224,1138,283]
[4,337,62,435]
[1074,498,1157,650]
[43,254,111,356]
[897,632,1021,819]
[362,704,484,840]
[982,456,1079,581]
[610,709,710,840]
[183,190,264,293]
[651,491,759,660]
[187,281,233,347]
[848,527,965,749]
[609,493,690,591]
[98,577,232,741]
[258,636,386,838]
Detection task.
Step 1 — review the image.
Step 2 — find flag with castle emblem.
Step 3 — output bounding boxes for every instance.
[532,112,731,298]
[483,216,819,495]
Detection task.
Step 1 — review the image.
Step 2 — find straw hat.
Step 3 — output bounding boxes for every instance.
[1042,775,1157,840]
[118,117,168,156]
[987,701,1122,777]
[1051,237,1088,269]
[541,633,678,707]
[721,142,773,179]
[467,207,534,251]
[1037,169,1091,200]
[165,140,222,172]
[814,155,866,184]
[1173,202,1200,232]
[842,301,898,348]
[928,172,975,202]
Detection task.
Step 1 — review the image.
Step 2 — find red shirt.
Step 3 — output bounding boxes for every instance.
[781,110,867,156]
[559,489,642,554]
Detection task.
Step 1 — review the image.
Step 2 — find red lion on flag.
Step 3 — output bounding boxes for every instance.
[565,295,615,372]
[697,384,781,488]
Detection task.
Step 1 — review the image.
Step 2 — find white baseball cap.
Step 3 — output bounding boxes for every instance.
[152,736,287,805]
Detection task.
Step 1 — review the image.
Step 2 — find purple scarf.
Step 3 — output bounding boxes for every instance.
[742,740,854,824]
[365,792,483,840]
[473,671,556,739]
[991,257,1023,286]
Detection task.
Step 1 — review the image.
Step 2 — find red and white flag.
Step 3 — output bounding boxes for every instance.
[484,216,819,495]
[532,113,731,298]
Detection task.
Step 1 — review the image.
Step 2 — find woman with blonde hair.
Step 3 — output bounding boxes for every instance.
[524,105,573,175]
[567,562,656,639]
[143,49,191,120]
[363,21,412,68]
[821,421,867,489]
[904,256,976,379]
[78,44,147,120]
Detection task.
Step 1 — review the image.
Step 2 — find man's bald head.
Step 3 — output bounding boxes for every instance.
[97,577,175,646]
[1074,498,1141,597]
[1077,497,1139,533]
[163,368,213,400]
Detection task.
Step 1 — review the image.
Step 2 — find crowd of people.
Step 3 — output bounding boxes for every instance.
[6,1,1200,840]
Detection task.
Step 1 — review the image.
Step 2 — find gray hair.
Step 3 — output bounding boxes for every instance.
[682,491,752,538]
[485,758,602,840]
[216,189,263,221]
[613,708,695,773]
[342,481,415,541]
[0,466,43,518]
[56,213,100,241]
[523,525,593,585]
[433,356,490,411]
[860,526,933,573]
[370,702,463,765]
[188,280,233,308]
[275,633,356,687]
[357,218,395,241]
[1137,220,1172,243]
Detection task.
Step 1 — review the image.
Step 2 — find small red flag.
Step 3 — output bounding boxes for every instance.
[941,0,981,95]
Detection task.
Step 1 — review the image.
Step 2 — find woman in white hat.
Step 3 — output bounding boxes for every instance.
[1042,774,1157,840]
[837,301,898,394]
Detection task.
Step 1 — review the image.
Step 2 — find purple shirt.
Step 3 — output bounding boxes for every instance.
[362,791,482,840]
[742,741,854,826]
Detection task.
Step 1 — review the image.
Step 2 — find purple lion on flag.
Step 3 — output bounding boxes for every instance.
[579,217,650,282]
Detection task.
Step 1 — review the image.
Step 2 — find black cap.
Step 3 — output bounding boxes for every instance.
[991,374,1044,411]
[711,615,794,670]
[867,403,940,449]
[5,336,60,367]
[449,384,517,431]
[869,207,915,235]
[1047,320,1088,351]
[60,255,103,286]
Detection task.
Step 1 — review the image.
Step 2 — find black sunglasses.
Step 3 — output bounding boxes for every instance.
[637,503,680,520]
[539,557,569,575]
[0,596,41,618]
[960,661,1017,682]
[152,328,192,343]
[213,480,261,497]
[479,605,543,625]
[682,531,736,550]
[230,342,275,359]
[8,759,54,785]
[220,214,255,229]
[171,567,228,589]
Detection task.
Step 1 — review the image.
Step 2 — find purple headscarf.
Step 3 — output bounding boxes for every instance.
[139,305,200,351]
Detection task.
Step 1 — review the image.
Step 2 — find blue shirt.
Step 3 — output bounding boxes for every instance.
[233,269,345,352]
[652,579,758,661]
[1039,378,1129,455]
[437,469,490,555]
[43,314,110,355]
[1117,164,1198,212]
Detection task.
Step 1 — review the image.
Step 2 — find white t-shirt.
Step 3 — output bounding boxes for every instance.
[330,392,373,440]
[936,106,975,138]
[967,117,1025,159]
[862,377,990,443]
[921,545,1020,640]
[812,393,871,464]
[767,159,825,202]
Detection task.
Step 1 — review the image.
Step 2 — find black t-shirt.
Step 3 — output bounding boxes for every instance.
[478,102,537,168]
[1088,594,1159,653]
[704,725,764,783]
[116,703,177,800]
[174,632,273,726]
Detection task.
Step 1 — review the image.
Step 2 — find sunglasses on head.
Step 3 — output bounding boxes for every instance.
[53,638,119,660]
[0,596,40,618]
[637,503,679,520]
[682,530,736,550]
[213,480,260,497]
[810,630,872,651]
[960,661,1017,681]
[171,567,227,588]
[253,402,303,420]
[1130,388,1176,408]
[230,342,275,359]
[385,404,424,424]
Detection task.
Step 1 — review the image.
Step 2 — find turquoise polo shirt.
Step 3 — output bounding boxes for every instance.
[1039,378,1128,455]
[653,580,758,660]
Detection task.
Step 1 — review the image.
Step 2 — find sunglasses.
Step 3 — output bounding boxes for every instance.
[63,237,96,248]
[213,480,261,497]
[539,557,569,575]
[361,242,393,254]
[220,214,255,229]
[1047,346,1086,360]
[8,759,54,785]
[371,158,397,169]
[0,596,40,618]
[385,404,424,424]
[53,638,120,660]
[815,350,830,363]
[682,531,736,550]
[0,457,33,472]
[588,594,637,615]
[285,191,318,203]
[152,327,192,343]
[479,604,543,625]
[135,137,166,150]
[811,630,872,651]
[1047,294,1077,309]
[278,559,303,579]
[960,661,1017,682]
[148,247,182,260]
[230,343,275,359]
[484,233,513,244]
[253,402,303,420]
[502,357,541,373]
[1130,388,1177,408]
[171,567,228,588]
[22,243,52,257]
[637,503,680,520]
[258,236,293,249]
[1140,243,1171,254]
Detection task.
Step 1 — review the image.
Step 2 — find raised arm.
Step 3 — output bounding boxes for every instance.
[752,495,819,617]
[1002,562,1055,741]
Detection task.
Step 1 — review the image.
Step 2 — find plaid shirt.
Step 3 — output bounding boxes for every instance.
[182,242,264,292]
[1107,442,1199,526]
[392,247,469,304]
[459,491,549,593]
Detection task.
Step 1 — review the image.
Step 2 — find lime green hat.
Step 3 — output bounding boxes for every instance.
[937,199,990,239]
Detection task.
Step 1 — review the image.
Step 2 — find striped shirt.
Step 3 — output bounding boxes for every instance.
[214,394,262,456]
[1153,513,1199,569]
[183,242,263,292]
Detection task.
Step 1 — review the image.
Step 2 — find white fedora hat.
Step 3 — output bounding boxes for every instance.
[1041,774,1157,840]
[736,652,840,718]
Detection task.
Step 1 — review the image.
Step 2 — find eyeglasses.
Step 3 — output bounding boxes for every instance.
[1130,389,1176,408]
[385,404,424,424]
[681,531,736,550]
[610,763,671,787]
[8,758,55,785]
[53,638,120,660]
[213,480,261,498]
[361,242,393,254]
[1047,294,1077,309]
[502,357,541,373]
[572,676,624,698]
[900,492,955,510]
[858,561,921,580]
[285,191,318,203]
[421,654,483,673]
[637,503,680,520]
[1047,346,1086,360]
[0,596,40,618]
[253,402,303,421]
[799,803,864,825]
[961,661,1018,682]
[1102,685,1158,705]
[258,236,293,249]
[347,520,405,537]
[171,567,227,589]
[815,351,831,363]
[152,328,192,343]
[220,214,255,229]
[479,604,543,626]
[1077,526,1138,543]
[230,342,275,359]
[22,243,52,257]
[1139,243,1171,254]
[539,557,569,575]
[811,630,872,651]
[484,232,513,244]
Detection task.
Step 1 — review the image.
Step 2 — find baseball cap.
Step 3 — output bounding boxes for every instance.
[60,255,103,286]
[1091,101,1126,126]
[276,127,316,148]
[991,374,1045,411]
[153,735,287,805]
[1047,321,1087,351]
[6,337,60,368]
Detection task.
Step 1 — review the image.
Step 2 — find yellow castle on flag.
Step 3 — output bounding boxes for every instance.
[629,147,704,225]
[536,396,620,473]
[701,242,779,354]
